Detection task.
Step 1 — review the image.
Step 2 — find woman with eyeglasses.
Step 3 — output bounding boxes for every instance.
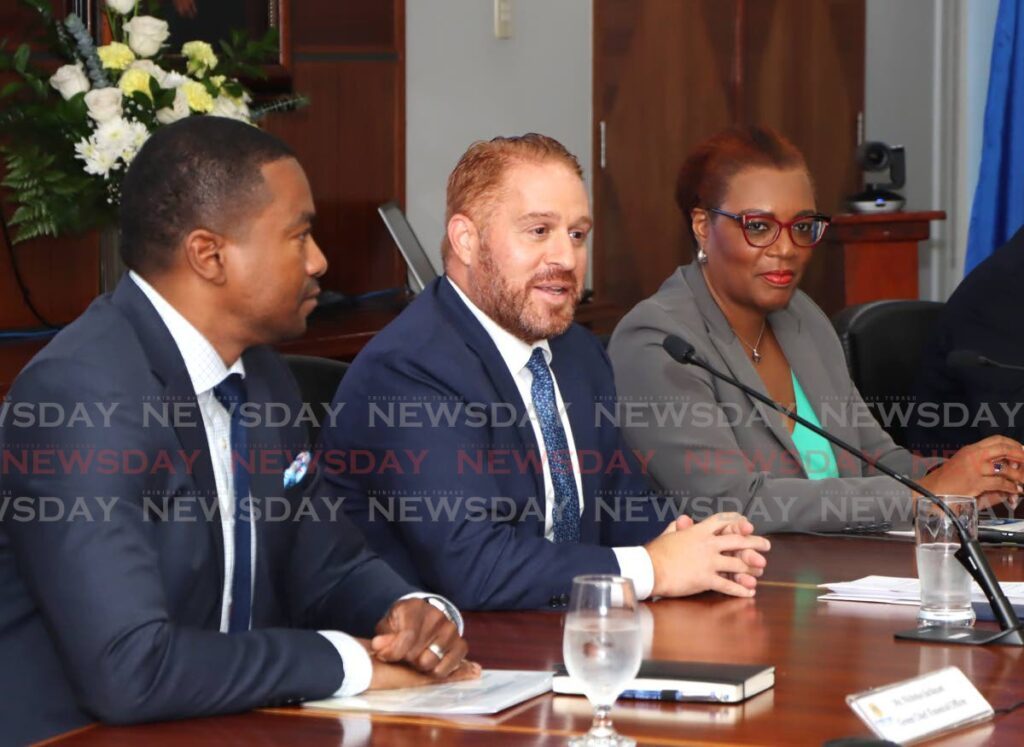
[608,125,1024,533]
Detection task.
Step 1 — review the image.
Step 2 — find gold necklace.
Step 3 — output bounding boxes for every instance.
[735,320,767,364]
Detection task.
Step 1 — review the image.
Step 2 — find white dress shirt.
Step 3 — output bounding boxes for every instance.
[448,278,655,599]
[130,272,375,695]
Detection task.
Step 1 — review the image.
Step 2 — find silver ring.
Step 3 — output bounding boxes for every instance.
[995,462,1004,474]
[428,643,446,660]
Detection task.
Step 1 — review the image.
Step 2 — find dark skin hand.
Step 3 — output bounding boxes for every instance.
[372,598,470,677]
[364,644,481,691]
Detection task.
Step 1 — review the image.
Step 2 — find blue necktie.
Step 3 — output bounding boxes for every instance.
[213,373,251,633]
[525,348,581,543]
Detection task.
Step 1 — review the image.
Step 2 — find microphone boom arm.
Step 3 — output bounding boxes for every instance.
[662,334,1023,645]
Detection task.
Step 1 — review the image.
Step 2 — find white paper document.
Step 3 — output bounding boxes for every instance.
[818,575,1024,606]
[303,669,552,716]
[888,519,1024,539]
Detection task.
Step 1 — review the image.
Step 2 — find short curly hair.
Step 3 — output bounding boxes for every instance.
[119,116,295,275]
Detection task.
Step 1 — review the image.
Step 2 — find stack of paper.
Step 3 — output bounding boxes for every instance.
[888,518,1024,539]
[303,670,552,716]
[818,576,1024,606]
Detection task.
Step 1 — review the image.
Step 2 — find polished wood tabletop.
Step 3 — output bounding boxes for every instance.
[45,534,1024,746]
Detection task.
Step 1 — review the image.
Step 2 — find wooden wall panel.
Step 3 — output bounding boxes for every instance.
[291,1,396,51]
[593,0,739,307]
[262,0,405,296]
[593,0,865,312]
[742,0,865,311]
[742,0,864,215]
[0,231,100,328]
[262,59,405,294]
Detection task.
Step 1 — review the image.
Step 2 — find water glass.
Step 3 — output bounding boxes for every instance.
[562,575,642,747]
[915,496,977,627]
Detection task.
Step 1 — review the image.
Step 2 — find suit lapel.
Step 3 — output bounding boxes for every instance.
[240,354,280,626]
[436,279,546,534]
[111,276,224,586]
[682,264,804,473]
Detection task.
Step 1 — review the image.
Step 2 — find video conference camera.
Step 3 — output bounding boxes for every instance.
[847,141,906,214]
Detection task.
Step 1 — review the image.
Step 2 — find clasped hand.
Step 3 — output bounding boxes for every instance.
[365,598,480,690]
[646,512,771,598]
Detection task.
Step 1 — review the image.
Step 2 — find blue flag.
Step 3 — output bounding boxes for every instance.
[965,0,1024,274]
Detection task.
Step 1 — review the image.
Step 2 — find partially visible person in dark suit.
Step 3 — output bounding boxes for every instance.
[320,133,771,611]
[0,117,472,747]
[908,225,1024,460]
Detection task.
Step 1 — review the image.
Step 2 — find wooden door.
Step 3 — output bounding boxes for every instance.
[593,0,865,311]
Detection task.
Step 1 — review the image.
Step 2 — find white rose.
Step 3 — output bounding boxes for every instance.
[211,95,251,123]
[123,16,169,58]
[129,59,169,87]
[156,87,190,125]
[106,0,138,15]
[84,87,123,123]
[49,63,90,100]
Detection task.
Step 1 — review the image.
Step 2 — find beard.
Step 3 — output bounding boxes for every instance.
[472,241,581,343]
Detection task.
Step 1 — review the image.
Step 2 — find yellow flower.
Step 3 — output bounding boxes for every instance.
[209,75,226,91]
[118,69,152,99]
[181,79,214,113]
[182,41,218,74]
[97,42,135,71]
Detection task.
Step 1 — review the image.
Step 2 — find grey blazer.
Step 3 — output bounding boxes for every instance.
[608,263,940,533]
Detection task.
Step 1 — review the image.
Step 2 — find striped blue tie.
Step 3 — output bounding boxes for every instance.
[213,373,251,633]
[525,348,581,543]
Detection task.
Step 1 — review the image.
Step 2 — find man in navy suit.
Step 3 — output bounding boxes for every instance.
[909,225,1024,456]
[322,134,770,610]
[0,117,472,746]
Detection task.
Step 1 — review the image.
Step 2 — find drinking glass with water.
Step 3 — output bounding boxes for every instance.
[915,496,977,627]
[562,575,642,747]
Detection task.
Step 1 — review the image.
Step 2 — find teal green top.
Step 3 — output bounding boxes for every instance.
[790,372,840,480]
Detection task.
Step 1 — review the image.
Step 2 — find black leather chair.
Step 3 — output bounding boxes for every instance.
[831,300,945,447]
[283,354,350,445]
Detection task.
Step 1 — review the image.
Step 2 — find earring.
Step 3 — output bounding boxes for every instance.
[697,246,708,265]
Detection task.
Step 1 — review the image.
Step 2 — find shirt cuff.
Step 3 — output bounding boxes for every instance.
[400,591,464,634]
[319,631,373,697]
[613,546,655,600]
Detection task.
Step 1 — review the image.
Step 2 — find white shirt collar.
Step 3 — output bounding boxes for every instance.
[129,270,245,396]
[446,276,551,375]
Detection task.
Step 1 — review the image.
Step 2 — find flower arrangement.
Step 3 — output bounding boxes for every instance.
[0,0,306,243]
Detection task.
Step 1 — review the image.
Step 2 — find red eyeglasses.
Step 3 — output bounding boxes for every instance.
[707,208,831,248]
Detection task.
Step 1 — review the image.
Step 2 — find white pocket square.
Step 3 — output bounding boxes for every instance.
[283,451,311,488]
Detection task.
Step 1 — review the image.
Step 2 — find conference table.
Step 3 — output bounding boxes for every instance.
[43,534,1024,746]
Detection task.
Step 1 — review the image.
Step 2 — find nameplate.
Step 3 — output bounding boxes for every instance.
[846,666,992,744]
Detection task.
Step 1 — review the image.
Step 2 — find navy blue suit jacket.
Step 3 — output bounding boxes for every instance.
[909,225,1024,452]
[322,278,666,611]
[0,277,414,746]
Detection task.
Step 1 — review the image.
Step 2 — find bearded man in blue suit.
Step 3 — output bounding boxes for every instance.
[322,134,771,610]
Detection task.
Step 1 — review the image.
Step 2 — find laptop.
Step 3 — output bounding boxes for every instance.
[378,201,439,294]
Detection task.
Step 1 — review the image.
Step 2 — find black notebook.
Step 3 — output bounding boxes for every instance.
[553,660,774,703]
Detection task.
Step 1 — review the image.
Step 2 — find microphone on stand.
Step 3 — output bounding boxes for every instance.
[947,349,1024,373]
[662,334,1023,646]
